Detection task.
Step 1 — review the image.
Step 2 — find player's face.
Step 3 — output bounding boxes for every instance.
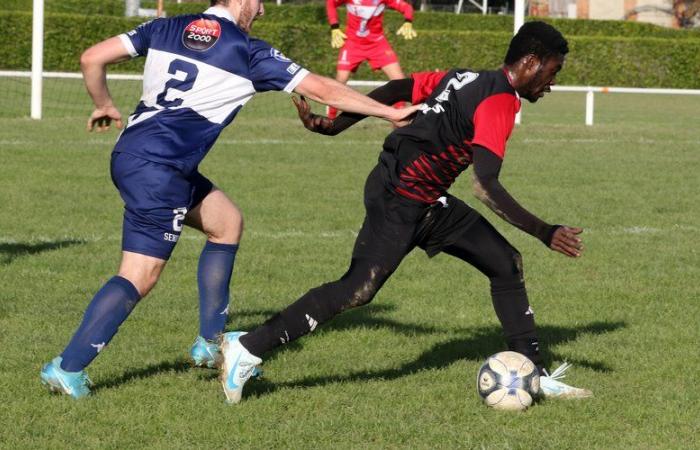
[520,55,564,103]
[239,0,264,33]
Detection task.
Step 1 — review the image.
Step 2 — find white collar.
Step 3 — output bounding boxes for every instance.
[203,6,236,24]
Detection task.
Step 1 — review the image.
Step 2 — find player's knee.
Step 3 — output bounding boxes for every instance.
[208,209,243,244]
[343,265,389,309]
[118,267,161,297]
[491,248,524,281]
[119,272,158,297]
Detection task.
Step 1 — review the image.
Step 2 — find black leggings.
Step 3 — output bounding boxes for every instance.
[241,215,540,367]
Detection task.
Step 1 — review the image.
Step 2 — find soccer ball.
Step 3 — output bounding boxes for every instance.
[476,351,540,411]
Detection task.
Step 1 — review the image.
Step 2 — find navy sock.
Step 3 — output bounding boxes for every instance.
[198,241,238,341]
[60,276,141,372]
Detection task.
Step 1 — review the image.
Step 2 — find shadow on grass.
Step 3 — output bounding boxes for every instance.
[0,239,85,265]
[93,357,197,392]
[90,305,624,396]
[245,320,625,398]
[233,303,442,336]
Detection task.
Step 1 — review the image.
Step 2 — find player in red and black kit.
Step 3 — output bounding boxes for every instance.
[326,0,416,119]
[219,21,592,404]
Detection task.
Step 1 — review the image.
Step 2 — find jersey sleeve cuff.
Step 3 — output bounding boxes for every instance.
[283,68,310,93]
[118,34,139,58]
[471,141,505,159]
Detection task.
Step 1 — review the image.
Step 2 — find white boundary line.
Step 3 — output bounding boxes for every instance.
[1,224,697,245]
[3,71,700,124]
[3,71,700,95]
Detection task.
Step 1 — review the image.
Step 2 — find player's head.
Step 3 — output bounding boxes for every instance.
[210,0,264,33]
[504,21,569,103]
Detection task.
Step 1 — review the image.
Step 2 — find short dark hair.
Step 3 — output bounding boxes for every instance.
[504,21,569,65]
[210,0,229,6]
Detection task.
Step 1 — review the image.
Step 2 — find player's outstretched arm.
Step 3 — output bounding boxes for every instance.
[389,0,416,39]
[294,73,420,126]
[471,146,583,257]
[292,78,415,136]
[81,36,131,132]
[326,0,346,48]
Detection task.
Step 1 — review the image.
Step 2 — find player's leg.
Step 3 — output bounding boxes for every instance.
[335,69,353,84]
[442,216,591,398]
[41,154,190,397]
[380,62,405,80]
[441,216,540,367]
[221,243,405,404]
[56,251,165,368]
[42,253,168,398]
[221,166,417,403]
[239,165,411,357]
[183,184,243,367]
[373,41,406,110]
[329,42,363,119]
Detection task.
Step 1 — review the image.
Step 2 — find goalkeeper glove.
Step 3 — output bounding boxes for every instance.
[330,24,347,48]
[396,21,417,40]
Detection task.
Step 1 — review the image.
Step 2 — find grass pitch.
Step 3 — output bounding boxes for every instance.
[1,89,699,449]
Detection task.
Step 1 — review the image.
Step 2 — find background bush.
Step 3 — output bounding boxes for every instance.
[2,5,699,87]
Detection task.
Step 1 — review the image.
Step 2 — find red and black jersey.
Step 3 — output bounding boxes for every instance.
[410,70,448,104]
[381,68,521,204]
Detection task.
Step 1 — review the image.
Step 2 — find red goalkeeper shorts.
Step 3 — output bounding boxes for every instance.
[336,37,399,72]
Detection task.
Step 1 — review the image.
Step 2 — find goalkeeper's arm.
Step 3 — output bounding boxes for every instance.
[293,78,415,136]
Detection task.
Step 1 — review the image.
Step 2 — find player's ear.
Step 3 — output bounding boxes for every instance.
[523,54,542,76]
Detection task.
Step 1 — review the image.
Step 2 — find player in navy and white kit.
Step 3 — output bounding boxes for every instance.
[40,0,419,398]
[220,22,593,404]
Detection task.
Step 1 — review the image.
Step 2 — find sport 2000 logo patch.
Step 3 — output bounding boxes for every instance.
[183,19,221,51]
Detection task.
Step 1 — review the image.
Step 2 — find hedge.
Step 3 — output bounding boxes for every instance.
[6,0,700,39]
[2,11,699,88]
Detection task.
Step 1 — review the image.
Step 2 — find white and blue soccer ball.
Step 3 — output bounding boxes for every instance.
[476,351,540,411]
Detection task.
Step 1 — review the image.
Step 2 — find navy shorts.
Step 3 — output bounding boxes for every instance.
[110,152,214,260]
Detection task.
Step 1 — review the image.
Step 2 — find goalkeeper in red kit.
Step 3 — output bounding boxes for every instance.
[326,0,417,119]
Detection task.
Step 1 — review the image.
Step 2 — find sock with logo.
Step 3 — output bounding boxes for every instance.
[239,286,328,358]
[198,241,238,341]
[490,275,544,372]
[60,276,141,372]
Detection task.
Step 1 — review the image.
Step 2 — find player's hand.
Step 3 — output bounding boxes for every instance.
[396,22,417,40]
[549,225,583,258]
[389,103,422,128]
[87,105,123,132]
[331,28,347,48]
[292,96,334,134]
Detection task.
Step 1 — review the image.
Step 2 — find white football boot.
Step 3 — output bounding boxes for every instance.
[219,331,262,404]
[540,362,593,399]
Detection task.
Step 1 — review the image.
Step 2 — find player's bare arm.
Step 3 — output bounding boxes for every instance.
[292,78,414,135]
[294,73,420,127]
[471,145,583,257]
[80,36,131,132]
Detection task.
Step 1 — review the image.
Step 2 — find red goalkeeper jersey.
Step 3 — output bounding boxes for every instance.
[326,0,414,43]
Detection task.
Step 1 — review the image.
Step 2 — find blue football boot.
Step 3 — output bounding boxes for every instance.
[40,357,93,399]
[190,336,263,378]
[190,336,221,369]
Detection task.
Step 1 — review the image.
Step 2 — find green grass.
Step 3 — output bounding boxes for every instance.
[1,89,699,449]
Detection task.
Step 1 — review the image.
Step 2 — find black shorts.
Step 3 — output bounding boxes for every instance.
[352,165,481,267]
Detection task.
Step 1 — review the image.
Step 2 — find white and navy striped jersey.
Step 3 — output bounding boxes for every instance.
[114,6,309,174]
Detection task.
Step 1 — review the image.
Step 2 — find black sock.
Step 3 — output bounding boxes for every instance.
[490,275,543,372]
[240,282,347,357]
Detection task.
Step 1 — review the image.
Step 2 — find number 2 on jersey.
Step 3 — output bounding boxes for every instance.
[156,59,199,108]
